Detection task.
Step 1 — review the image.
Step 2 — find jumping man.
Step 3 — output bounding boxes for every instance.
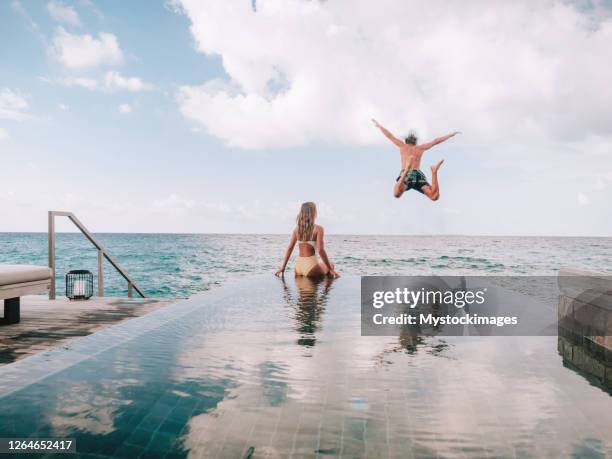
[372,119,460,200]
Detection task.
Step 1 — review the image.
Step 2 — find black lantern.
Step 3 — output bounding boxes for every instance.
[66,270,94,300]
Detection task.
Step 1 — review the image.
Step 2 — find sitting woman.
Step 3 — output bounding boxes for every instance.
[275,202,339,279]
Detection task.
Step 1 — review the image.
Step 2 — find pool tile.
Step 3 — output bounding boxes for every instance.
[159,419,186,436]
[125,428,155,448]
[0,276,610,458]
[112,442,146,458]
[146,431,177,454]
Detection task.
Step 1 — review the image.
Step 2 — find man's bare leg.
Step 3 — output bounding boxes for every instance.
[422,159,444,201]
[393,180,407,198]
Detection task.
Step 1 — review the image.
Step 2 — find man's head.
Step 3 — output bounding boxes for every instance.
[404,130,418,145]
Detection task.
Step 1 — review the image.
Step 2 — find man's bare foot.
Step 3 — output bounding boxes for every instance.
[431,159,445,173]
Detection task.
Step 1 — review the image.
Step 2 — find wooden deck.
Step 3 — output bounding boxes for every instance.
[0,295,178,365]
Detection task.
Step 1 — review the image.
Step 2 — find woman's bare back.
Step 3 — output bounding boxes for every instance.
[297,224,321,257]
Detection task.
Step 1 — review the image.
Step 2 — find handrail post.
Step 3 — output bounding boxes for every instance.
[97,249,104,297]
[47,210,147,298]
[48,211,56,300]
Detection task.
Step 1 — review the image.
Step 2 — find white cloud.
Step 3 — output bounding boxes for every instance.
[151,193,196,216]
[60,76,98,90]
[577,192,591,206]
[175,0,612,153]
[0,190,16,202]
[79,0,105,21]
[51,27,123,70]
[148,193,306,224]
[104,71,153,91]
[58,103,69,110]
[47,1,81,27]
[594,177,607,191]
[118,103,132,114]
[60,72,152,92]
[0,88,29,121]
[0,128,9,140]
[11,0,46,44]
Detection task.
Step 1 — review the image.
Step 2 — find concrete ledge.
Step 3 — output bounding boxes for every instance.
[0,294,178,365]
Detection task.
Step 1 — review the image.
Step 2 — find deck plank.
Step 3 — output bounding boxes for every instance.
[0,294,178,365]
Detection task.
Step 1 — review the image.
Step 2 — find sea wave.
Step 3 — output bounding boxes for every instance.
[1,233,610,298]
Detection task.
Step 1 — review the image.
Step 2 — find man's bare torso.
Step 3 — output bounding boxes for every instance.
[399,144,424,171]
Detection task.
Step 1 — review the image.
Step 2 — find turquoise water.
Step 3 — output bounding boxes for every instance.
[1,233,611,297]
[0,276,610,458]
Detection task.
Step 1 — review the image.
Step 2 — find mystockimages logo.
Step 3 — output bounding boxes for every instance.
[360,276,565,336]
[369,285,518,328]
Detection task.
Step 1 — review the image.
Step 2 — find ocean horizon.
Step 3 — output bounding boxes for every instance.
[4,231,612,237]
[2,232,610,298]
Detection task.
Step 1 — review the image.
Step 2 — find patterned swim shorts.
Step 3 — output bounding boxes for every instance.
[396,169,429,194]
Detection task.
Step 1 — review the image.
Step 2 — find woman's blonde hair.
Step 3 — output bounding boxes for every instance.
[296,202,317,241]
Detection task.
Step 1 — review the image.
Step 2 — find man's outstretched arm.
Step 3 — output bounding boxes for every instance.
[420,131,461,150]
[372,119,405,147]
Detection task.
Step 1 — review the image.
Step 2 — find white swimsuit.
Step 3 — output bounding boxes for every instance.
[295,240,327,276]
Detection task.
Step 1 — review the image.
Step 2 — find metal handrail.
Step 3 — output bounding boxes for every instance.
[48,211,146,299]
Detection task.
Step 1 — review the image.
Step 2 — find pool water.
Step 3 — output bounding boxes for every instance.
[0,276,610,458]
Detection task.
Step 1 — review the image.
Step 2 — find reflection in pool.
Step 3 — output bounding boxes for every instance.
[281,276,333,350]
[0,276,610,458]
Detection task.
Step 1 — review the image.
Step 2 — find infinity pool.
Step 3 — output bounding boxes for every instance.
[0,276,610,458]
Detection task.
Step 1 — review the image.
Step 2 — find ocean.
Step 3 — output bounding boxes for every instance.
[1,233,611,298]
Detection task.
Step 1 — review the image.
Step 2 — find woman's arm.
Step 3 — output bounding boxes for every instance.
[315,226,339,278]
[275,230,297,277]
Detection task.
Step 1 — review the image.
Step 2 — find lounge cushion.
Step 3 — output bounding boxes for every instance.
[0,264,53,287]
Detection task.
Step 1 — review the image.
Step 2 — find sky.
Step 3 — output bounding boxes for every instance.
[1,0,611,236]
